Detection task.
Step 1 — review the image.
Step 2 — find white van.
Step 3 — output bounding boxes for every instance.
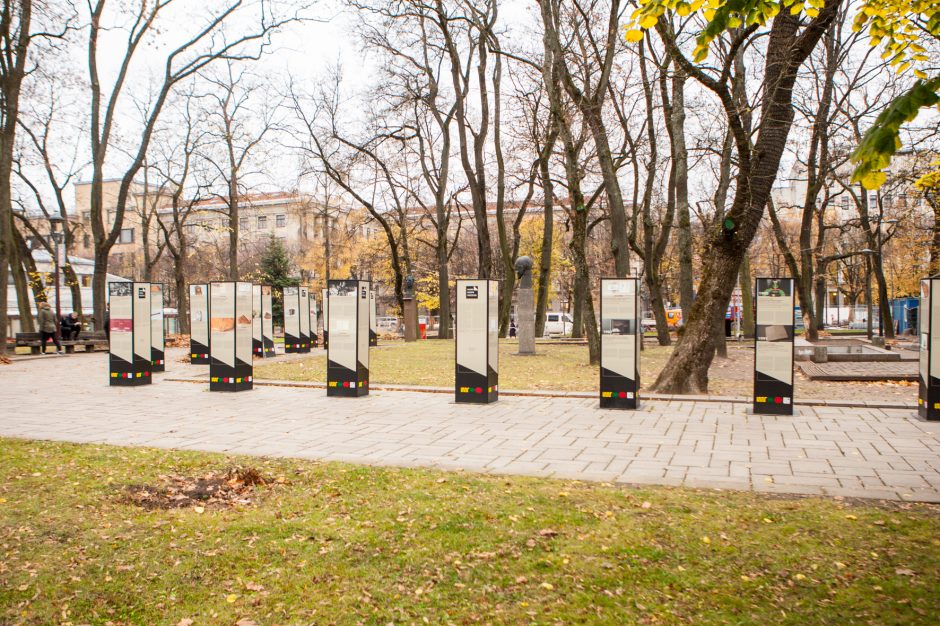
[543,312,574,336]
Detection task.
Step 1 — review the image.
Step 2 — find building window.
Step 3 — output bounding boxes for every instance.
[868,193,878,207]
[257,215,267,229]
[81,275,92,287]
[83,233,91,248]
[239,217,248,231]
[839,195,849,209]
[119,228,134,244]
[276,214,286,228]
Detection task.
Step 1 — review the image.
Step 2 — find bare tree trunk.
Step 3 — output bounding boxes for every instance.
[668,67,694,318]
[739,255,754,337]
[930,197,940,275]
[534,138,556,338]
[9,233,36,332]
[653,5,840,393]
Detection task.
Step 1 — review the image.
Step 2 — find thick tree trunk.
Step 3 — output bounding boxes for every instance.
[647,271,671,346]
[436,241,451,340]
[653,7,839,392]
[9,234,36,332]
[534,169,554,338]
[739,255,755,337]
[175,249,189,334]
[670,69,694,318]
[874,258,894,338]
[931,198,940,275]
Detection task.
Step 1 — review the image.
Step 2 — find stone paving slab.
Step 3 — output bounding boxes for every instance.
[1,348,938,502]
[798,361,918,381]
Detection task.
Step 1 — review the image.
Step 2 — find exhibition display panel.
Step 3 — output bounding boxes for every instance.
[150,283,165,373]
[283,286,303,353]
[109,281,152,386]
[753,277,795,415]
[299,286,312,353]
[209,281,254,392]
[369,288,378,346]
[918,278,940,420]
[599,278,639,409]
[252,284,263,357]
[308,286,319,348]
[261,285,275,357]
[321,288,329,349]
[327,279,370,397]
[455,279,498,404]
[189,283,210,364]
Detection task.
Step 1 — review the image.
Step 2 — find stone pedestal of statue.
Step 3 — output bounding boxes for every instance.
[404,298,418,342]
[518,286,536,355]
[515,255,536,355]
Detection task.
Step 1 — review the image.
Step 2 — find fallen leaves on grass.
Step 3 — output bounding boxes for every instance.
[121,466,272,510]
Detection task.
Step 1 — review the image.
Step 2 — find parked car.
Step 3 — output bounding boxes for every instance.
[376,316,399,332]
[543,312,574,336]
[641,318,657,332]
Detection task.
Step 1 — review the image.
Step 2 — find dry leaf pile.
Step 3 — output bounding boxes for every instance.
[122,466,273,510]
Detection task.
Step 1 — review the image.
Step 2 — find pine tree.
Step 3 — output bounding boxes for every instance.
[255,234,297,321]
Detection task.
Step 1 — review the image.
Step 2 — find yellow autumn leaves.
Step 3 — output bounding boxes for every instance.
[623,0,827,62]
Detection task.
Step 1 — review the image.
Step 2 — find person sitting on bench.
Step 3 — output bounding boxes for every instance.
[61,312,81,341]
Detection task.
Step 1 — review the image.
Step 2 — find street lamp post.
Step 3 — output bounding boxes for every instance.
[48,215,64,340]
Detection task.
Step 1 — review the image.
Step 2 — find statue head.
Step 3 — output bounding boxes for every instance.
[514,256,533,278]
[514,256,533,288]
[403,273,415,298]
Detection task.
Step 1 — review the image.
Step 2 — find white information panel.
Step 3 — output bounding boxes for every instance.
[753,277,795,415]
[327,280,369,396]
[600,278,638,409]
[151,283,165,372]
[283,286,302,352]
[189,284,209,363]
[456,279,498,403]
[252,284,263,357]
[109,281,152,385]
[209,281,253,391]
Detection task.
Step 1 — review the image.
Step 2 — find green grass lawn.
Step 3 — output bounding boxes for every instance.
[1,438,937,624]
[257,339,678,393]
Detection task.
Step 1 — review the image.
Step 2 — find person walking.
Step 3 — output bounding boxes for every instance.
[38,302,63,355]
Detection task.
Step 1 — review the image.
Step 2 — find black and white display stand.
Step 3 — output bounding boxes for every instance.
[369,288,378,346]
[261,285,275,358]
[753,277,795,415]
[918,278,940,420]
[455,279,498,404]
[327,279,370,397]
[109,281,152,385]
[252,284,263,357]
[150,282,165,373]
[299,286,311,353]
[321,288,329,349]
[209,281,253,392]
[283,287,303,353]
[189,283,209,364]
[308,286,319,348]
[599,278,639,409]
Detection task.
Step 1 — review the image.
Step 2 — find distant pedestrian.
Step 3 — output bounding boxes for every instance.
[37,302,63,355]
[61,312,81,340]
[509,317,517,338]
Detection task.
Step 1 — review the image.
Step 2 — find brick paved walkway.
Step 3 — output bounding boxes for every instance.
[798,361,918,381]
[2,348,938,502]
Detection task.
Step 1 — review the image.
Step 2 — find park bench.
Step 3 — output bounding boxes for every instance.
[15,331,109,355]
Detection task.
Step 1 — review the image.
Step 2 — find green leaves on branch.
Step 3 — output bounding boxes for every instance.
[852,78,940,189]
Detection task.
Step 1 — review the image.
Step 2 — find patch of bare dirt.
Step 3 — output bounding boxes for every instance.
[121,466,274,510]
